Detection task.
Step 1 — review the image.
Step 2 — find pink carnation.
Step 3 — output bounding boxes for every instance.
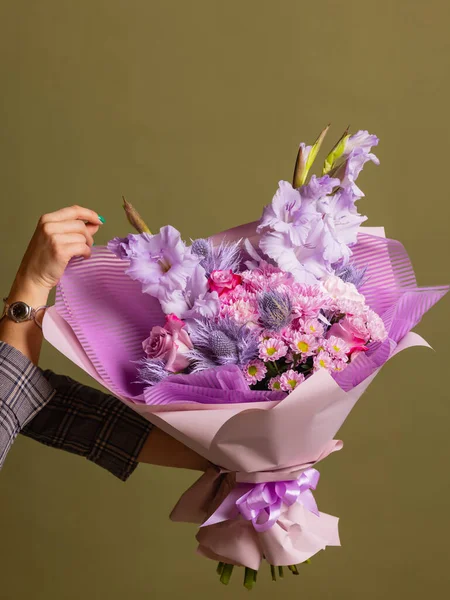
[366,310,388,342]
[279,369,305,392]
[240,266,292,292]
[221,299,260,326]
[258,337,288,362]
[208,270,242,296]
[333,297,366,317]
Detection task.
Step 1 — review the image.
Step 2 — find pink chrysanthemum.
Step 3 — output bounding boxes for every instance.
[269,375,283,391]
[302,318,325,337]
[279,369,305,392]
[258,337,288,361]
[326,335,350,360]
[290,284,332,318]
[288,333,319,356]
[313,350,334,372]
[332,359,348,372]
[243,360,267,384]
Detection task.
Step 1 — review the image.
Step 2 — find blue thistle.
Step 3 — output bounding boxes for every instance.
[191,238,211,260]
[257,291,292,331]
[187,317,259,372]
[191,238,242,275]
[135,358,169,386]
[334,263,367,289]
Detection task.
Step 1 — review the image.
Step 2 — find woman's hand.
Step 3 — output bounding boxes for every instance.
[1,205,104,364]
[13,205,104,301]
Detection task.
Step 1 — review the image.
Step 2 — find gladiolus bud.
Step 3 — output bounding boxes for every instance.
[122,196,151,234]
[292,124,330,188]
[323,126,350,174]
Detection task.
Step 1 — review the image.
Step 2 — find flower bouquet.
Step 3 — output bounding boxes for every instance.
[43,126,448,588]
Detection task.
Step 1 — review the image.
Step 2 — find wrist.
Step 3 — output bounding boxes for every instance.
[6,274,50,308]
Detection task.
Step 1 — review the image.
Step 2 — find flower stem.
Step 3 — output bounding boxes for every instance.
[270,564,277,581]
[216,562,224,575]
[288,564,300,575]
[244,568,257,590]
[278,566,284,578]
[220,563,234,585]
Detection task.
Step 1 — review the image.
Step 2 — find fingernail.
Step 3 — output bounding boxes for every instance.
[98,215,106,224]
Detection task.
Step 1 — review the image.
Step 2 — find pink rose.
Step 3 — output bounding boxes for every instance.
[326,319,369,356]
[142,314,193,373]
[208,270,242,296]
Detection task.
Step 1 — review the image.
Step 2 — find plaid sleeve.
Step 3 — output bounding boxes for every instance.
[0,341,56,470]
[21,371,153,481]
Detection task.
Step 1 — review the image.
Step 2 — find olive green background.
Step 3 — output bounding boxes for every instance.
[0,1,449,599]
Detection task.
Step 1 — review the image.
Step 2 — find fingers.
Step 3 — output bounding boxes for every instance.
[52,232,94,247]
[39,205,103,226]
[41,220,95,246]
[64,243,92,261]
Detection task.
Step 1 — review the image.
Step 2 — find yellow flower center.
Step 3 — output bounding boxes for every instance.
[272,381,281,390]
[248,365,258,376]
[288,379,297,389]
[297,341,309,353]
[333,344,340,353]
[267,347,276,356]
[319,359,326,368]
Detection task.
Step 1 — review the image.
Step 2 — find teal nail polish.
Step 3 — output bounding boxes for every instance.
[98,215,106,224]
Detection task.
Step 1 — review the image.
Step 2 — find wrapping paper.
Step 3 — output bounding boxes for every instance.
[42,222,448,568]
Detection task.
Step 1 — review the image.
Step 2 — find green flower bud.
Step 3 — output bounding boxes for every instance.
[292,124,330,188]
[323,126,350,174]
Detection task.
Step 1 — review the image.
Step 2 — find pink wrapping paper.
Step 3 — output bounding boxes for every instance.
[42,222,448,569]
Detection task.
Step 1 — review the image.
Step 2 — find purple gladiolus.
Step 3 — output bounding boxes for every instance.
[122,225,201,300]
[108,234,147,260]
[257,181,318,246]
[300,174,340,202]
[160,265,220,320]
[343,130,379,156]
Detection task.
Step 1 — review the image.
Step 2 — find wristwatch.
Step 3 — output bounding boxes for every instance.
[1,297,49,329]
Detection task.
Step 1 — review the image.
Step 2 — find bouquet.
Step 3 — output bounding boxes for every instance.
[43,126,448,588]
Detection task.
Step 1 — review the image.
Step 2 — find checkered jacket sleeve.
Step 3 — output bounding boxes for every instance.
[0,341,152,480]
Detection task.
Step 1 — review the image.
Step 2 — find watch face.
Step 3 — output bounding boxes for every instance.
[9,302,31,322]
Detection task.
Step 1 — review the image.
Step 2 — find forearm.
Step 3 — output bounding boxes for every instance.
[138,427,210,471]
[0,275,49,366]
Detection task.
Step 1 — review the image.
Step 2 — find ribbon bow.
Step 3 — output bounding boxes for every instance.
[202,468,320,533]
